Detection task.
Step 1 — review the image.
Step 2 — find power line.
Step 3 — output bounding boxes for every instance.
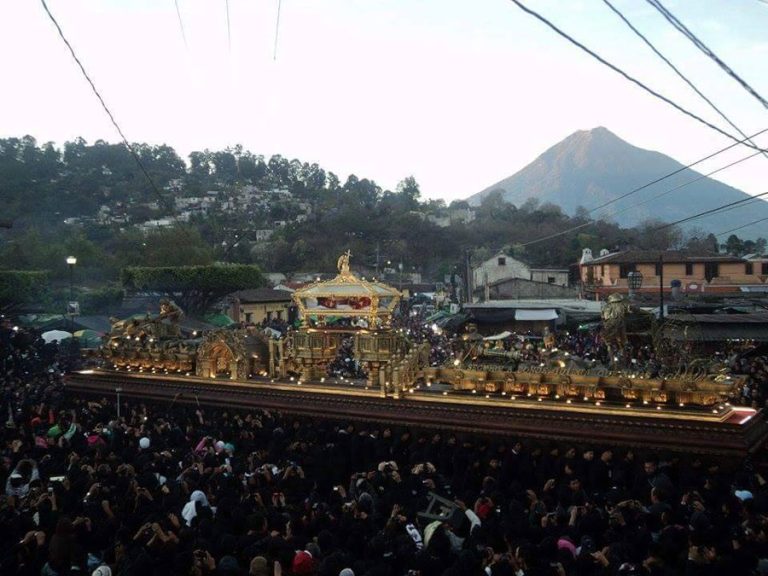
[225,0,232,53]
[606,149,763,216]
[518,150,763,248]
[652,190,768,232]
[716,216,768,238]
[39,0,176,215]
[585,127,768,216]
[515,127,768,247]
[601,0,768,161]
[507,0,767,153]
[646,0,768,110]
[173,0,188,49]
[273,0,282,61]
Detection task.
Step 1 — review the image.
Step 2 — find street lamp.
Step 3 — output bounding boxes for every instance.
[66,256,77,330]
[627,270,643,300]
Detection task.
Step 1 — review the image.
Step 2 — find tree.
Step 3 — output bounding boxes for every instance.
[121,264,265,314]
[396,176,421,210]
[0,270,49,312]
[211,150,238,184]
[723,234,744,256]
[634,219,682,251]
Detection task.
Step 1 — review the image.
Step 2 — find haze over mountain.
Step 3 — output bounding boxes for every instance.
[467,127,768,239]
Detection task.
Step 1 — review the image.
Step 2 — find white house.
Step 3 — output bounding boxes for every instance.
[472,253,530,291]
[529,268,570,287]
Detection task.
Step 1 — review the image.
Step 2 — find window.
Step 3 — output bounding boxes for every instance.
[497,257,506,266]
[704,262,719,281]
[685,262,693,276]
[655,262,662,276]
[600,265,604,277]
[763,262,768,275]
[547,276,556,284]
[276,310,283,320]
[619,263,636,279]
[746,262,754,275]
[266,311,273,321]
[245,312,252,323]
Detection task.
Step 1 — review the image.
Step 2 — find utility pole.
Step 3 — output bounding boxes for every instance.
[659,253,665,324]
[465,250,472,304]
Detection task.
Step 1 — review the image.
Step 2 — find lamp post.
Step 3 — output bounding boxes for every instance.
[66,256,77,330]
[627,270,643,300]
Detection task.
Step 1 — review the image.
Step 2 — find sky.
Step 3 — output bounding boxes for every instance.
[2,0,768,209]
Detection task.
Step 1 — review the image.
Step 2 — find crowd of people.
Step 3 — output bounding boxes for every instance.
[327,336,368,380]
[4,312,768,576]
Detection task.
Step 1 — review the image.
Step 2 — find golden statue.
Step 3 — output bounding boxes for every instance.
[337,250,352,275]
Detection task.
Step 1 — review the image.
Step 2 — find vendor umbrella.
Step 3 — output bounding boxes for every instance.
[41,330,73,343]
[73,329,104,348]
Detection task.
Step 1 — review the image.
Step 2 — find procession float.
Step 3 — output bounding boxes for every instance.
[76,252,765,456]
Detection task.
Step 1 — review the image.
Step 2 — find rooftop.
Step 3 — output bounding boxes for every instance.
[231,288,294,303]
[586,250,744,265]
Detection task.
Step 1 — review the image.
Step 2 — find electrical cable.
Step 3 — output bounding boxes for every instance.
[601,0,768,161]
[273,0,282,61]
[507,0,767,152]
[40,0,176,215]
[517,149,763,247]
[651,190,768,232]
[716,216,768,238]
[173,0,188,49]
[646,0,768,110]
[584,127,768,216]
[605,149,763,217]
[225,0,232,53]
[515,128,768,247]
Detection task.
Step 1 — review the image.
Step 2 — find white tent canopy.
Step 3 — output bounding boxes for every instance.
[514,309,558,321]
[41,330,73,343]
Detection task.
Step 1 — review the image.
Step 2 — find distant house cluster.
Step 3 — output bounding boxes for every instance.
[63,183,314,240]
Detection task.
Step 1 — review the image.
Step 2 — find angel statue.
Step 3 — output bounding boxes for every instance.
[601,293,631,365]
[337,250,352,274]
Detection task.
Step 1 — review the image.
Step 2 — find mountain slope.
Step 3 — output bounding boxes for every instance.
[467,127,768,238]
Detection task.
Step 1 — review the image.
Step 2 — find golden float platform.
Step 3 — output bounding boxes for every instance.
[67,369,768,458]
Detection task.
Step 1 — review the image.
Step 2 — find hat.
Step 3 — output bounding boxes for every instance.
[357,492,373,514]
[339,570,355,576]
[92,567,112,576]
[292,551,315,575]
[250,556,268,576]
[557,538,577,559]
[306,542,321,560]
[476,502,492,520]
[218,555,239,573]
[735,490,754,501]
[139,437,150,450]
[215,440,225,452]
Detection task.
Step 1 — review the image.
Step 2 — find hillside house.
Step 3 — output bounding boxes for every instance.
[471,253,530,291]
[228,288,293,325]
[580,248,768,297]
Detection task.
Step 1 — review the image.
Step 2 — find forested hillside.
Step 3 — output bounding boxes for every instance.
[0,136,762,287]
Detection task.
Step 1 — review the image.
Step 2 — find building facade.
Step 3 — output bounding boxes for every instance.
[529,268,570,287]
[580,249,768,297]
[228,288,294,325]
[472,253,530,291]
